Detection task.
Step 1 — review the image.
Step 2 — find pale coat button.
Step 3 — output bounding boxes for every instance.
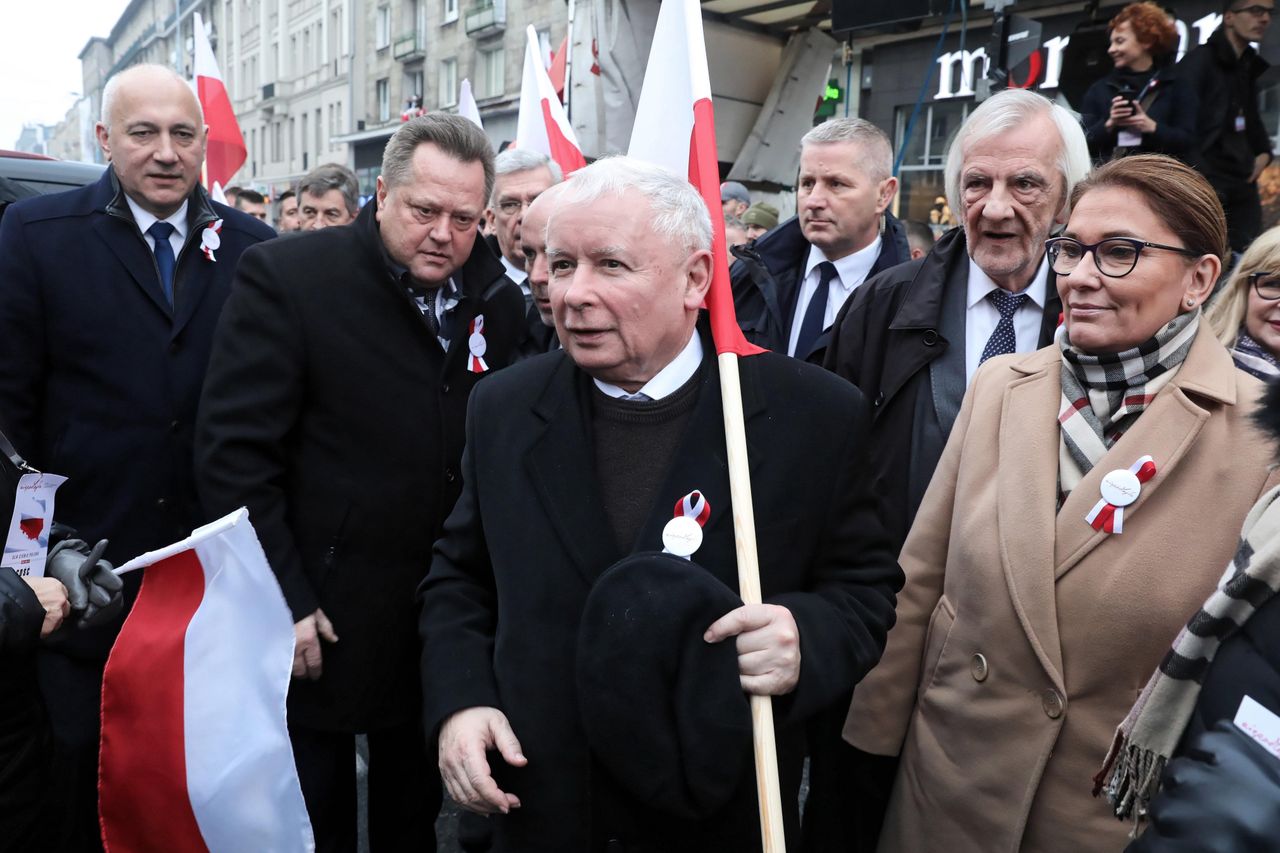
[970,653,988,682]
[1042,688,1065,719]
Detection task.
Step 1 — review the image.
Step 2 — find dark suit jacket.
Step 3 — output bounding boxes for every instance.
[0,168,273,658]
[729,213,911,363]
[824,227,1062,553]
[419,323,903,851]
[196,200,525,732]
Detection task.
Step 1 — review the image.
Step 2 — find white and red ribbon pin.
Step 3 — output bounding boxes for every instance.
[467,314,489,374]
[662,490,711,559]
[1086,455,1156,534]
[200,219,223,262]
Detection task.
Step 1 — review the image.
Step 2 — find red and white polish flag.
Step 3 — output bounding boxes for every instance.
[99,508,313,853]
[192,12,247,203]
[627,0,763,357]
[515,25,586,176]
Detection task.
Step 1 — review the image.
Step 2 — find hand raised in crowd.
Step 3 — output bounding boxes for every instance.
[293,607,338,679]
[1107,96,1156,135]
[1250,151,1271,183]
[438,706,527,815]
[704,603,801,696]
[23,576,70,638]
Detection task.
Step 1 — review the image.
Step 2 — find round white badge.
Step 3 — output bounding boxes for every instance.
[662,515,703,558]
[468,332,487,358]
[1100,468,1142,507]
[201,230,221,251]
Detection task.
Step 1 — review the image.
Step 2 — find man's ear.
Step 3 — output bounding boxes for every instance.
[683,249,713,310]
[876,176,899,215]
[95,123,111,161]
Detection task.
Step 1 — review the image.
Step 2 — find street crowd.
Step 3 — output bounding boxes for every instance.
[3,1,1280,852]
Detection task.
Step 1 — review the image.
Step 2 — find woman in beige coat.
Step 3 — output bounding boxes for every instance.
[844,155,1278,853]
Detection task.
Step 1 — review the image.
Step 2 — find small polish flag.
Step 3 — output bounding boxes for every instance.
[627,0,763,357]
[192,12,247,202]
[515,25,585,175]
[99,509,313,853]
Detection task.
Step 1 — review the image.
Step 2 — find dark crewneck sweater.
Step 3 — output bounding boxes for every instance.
[590,370,702,552]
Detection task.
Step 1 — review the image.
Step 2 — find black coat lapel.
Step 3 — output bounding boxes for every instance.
[90,214,171,319]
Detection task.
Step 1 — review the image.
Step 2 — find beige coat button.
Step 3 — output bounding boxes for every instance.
[970,653,988,682]
[1042,688,1065,719]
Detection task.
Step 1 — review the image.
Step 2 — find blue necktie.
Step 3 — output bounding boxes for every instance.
[147,221,176,307]
[794,261,838,358]
[979,289,1030,364]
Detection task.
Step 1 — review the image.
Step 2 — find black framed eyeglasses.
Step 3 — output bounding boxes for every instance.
[1249,271,1280,300]
[1045,236,1200,278]
[1231,4,1274,16]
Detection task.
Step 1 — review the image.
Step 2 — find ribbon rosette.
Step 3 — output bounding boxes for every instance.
[662,490,711,559]
[467,314,489,374]
[200,219,224,262]
[1085,455,1156,534]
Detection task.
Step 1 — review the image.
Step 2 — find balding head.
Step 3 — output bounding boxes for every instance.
[521,181,569,326]
[95,64,207,218]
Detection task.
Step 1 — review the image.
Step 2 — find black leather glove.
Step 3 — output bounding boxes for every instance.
[46,538,123,628]
[1127,720,1280,853]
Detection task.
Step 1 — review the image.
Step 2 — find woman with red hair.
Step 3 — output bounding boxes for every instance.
[1080,2,1198,162]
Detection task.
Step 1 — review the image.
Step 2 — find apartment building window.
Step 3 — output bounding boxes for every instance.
[271,41,280,79]
[443,0,458,25]
[315,108,322,155]
[408,70,424,98]
[330,8,342,59]
[477,46,505,100]
[377,77,391,121]
[291,35,298,74]
[301,112,309,170]
[376,6,391,50]
[303,28,312,71]
[439,58,458,106]
[272,121,282,162]
[289,117,296,164]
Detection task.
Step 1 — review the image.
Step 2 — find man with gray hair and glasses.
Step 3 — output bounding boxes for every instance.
[730,117,911,364]
[817,87,1090,852]
[195,113,525,851]
[485,148,563,300]
[297,162,360,230]
[420,155,900,851]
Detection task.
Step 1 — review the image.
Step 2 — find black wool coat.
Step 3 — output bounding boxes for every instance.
[419,323,903,852]
[0,169,274,660]
[196,200,525,732]
[824,228,1062,552]
[1079,63,1198,162]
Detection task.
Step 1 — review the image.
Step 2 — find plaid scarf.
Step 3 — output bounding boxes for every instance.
[1057,311,1200,497]
[1095,483,1280,830]
[1231,329,1280,381]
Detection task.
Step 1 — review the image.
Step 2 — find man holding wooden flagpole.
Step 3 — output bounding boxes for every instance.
[419,154,900,851]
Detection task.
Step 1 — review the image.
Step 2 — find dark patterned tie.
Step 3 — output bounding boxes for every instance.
[147,221,176,306]
[794,261,839,358]
[979,289,1030,364]
[408,286,440,340]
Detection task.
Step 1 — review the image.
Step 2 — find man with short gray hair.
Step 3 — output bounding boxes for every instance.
[817,87,1091,853]
[297,162,360,230]
[195,113,524,852]
[485,149,562,296]
[730,117,910,363]
[420,155,900,851]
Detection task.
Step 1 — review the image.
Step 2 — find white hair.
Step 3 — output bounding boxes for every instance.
[800,117,894,183]
[552,156,712,253]
[943,88,1090,218]
[100,64,204,127]
[490,149,563,204]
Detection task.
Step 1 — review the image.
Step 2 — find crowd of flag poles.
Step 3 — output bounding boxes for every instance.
[113,2,783,850]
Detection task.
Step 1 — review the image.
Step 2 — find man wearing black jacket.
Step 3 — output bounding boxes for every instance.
[196,114,525,852]
[1179,0,1274,253]
[729,117,908,364]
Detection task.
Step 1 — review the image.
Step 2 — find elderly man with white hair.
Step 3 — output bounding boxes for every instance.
[817,87,1091,852]
[419,155,902,852]
[485,148,563,297]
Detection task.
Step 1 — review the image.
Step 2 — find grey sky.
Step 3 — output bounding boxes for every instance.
[1,0,132,155]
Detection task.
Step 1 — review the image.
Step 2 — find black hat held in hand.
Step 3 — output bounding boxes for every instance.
[576,551,752,820]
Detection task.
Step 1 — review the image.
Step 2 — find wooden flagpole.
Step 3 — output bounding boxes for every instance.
[717,350,787,852]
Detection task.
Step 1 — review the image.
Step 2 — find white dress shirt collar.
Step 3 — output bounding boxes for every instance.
[126,195,189,255]
[965,253,1049,311]
[500,254,529,293]
[593,330,703,401]
[804,235,883,297]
